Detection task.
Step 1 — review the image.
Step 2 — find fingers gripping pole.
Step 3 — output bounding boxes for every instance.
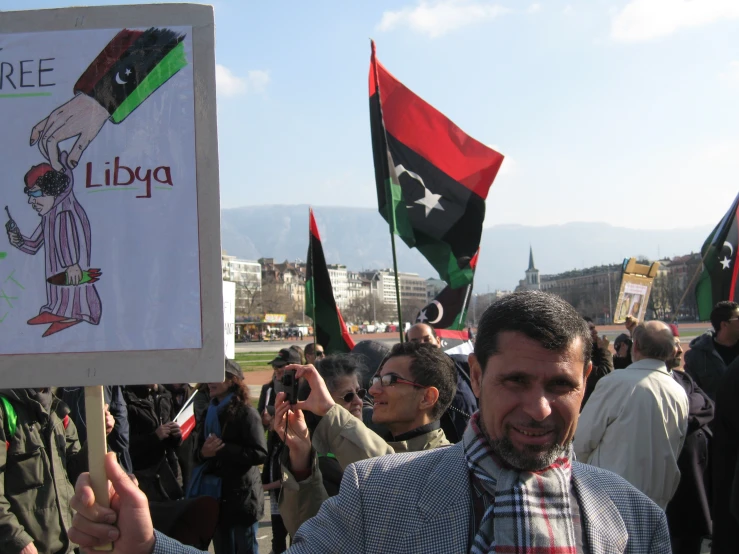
[84,385,113,551]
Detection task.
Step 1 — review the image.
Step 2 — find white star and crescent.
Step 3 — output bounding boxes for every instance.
[394,162,445,218]
[115,68,132,85]
[417,309,428,323]
[721,241,735,269]
[721,257,732,270]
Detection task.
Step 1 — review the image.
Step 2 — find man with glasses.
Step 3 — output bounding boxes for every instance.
[274,342,456,534]
[304,342,325,365]
[684,300,739,400]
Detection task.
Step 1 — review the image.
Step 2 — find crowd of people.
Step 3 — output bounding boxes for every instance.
[4,291,739,553]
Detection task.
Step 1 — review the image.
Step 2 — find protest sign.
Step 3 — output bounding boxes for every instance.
[0,4,223,388]
[223,281,236,359]
[613,258,660,323]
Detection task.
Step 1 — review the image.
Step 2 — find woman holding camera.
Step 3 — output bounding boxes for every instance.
[187,359,267,554]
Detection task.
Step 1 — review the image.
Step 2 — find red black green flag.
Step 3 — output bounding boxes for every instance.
[695,192,739,320]
[369,41,503,289]
[306,209,355,354]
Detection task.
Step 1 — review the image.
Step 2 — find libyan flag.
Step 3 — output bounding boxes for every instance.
[695,192,739,320]
[305,208,355,354]
[369,41,504,289]
[416,282,473,339]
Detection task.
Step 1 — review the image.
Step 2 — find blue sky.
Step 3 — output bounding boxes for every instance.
[5,0,739,230]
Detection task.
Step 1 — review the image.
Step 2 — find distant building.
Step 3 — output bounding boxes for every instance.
[516,246,541,291]
[259,258,306,315]
[327,264,349,309]
[222,253,262,317]
[361,269,427,318]
[426,278,446,302]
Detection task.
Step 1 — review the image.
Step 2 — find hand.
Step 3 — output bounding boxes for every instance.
[261,410,273,428]
[624,316,638,334]
[68,452,156,554]
[19,542,38,554]
[169,422,182,438]
[66,264,82,285]
[154,424,171,441]
[200,434,224,458]
[274,392,312,473]
[597,335,610,351]
[104,404,115,436]
[8,229,22,248]
[283,364,335,417]
[30,94,109,171]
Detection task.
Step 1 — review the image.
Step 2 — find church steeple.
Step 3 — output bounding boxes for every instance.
[528,246,536,271]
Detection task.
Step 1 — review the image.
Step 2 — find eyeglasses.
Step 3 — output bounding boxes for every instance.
[315,351,325,358]
[341,389,366,403]
[727,318,739,322]
[23,188,44,198]
[371,373,427,389]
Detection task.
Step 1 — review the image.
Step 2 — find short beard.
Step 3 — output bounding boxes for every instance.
[480,420,571,471]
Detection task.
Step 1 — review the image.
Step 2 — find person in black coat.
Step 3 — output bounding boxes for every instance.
[712,354,739,553]
[188,360,267,554]
[123,384,183,501]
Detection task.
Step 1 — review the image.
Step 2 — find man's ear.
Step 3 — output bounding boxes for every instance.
[583,360,593,381]
[469,354,482,399]
[420,386,440,412]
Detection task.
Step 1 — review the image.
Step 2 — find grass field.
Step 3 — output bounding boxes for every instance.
[234,351,279,372]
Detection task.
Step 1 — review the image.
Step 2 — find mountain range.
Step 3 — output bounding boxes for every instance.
[220,205,712,291]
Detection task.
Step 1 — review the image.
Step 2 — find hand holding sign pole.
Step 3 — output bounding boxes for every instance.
[84,385,112,551]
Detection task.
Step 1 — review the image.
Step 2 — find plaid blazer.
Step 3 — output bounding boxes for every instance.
[288,442,671,554]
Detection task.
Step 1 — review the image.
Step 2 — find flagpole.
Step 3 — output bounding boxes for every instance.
[309,207,318,353]
[371,39,404,343]
[670,247,714,323]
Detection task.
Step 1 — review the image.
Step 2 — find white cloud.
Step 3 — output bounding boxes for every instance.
[377,0,509,38]
[720,61,739,86]
[215,64,270,97]
[611,0,739,42]
[527,3,541,14]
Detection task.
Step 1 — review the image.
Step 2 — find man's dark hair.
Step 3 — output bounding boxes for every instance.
[380,341,456,420]
[474,291,592,372]
[316,354,364,393]
[36,170,69,197]
[710,301,739,332]
[305,342,320,357]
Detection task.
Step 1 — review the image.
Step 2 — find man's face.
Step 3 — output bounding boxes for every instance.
[272,364,286,380]
[369,356,426,433]
[407,324,440,347]
[587,322,598,343]
[306,346,325,364]
[668,337,683,370]
[723,309,739,342]
[470,331,591,471]
[26,186,55,216]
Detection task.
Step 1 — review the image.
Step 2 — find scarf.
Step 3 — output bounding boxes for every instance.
[463,412,576,554]
[186,393,234,500]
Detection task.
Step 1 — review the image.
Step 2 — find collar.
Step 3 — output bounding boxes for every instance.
[624,358,670,375]
[392,419,440,442]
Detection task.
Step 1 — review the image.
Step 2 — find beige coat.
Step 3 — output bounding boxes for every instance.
[574,358,689,508]
[280,404,449,535]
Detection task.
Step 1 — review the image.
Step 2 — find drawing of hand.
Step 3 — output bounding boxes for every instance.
[67,264,83,285]
[30,94,110,171]
[7,229,23,248]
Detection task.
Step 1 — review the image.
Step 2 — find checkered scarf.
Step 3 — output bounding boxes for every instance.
[463,413,577,554]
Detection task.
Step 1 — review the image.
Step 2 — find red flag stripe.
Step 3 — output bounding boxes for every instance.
[435,329,469,340]
[730,203,739,301]
[369,46,503,198]
[309,207,321,241]
[336,306,356,350]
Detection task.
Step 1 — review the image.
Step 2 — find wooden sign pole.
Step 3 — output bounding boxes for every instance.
[84,385,112,551]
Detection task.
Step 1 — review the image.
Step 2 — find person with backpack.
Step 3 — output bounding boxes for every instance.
[0,387,113,554]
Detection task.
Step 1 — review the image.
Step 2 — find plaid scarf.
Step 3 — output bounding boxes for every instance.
[463,413,577,554]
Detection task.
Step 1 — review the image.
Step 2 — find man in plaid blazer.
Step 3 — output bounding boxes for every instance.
[69,291,670,554]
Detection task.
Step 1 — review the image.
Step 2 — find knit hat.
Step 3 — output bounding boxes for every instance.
[668,324,679,338]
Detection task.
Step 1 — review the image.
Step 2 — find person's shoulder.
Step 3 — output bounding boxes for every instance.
[351,442,463,483]
[573,462,663,516]
[687,331,714,352]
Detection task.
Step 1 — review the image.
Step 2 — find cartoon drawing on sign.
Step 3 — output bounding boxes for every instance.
[30,27,188,172]
[3,27,188,338]
[6,153,102,337]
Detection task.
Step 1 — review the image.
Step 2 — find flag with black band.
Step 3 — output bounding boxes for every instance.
[75,28,187,124]
[416,283,473,332]
[695,192,739,320]
[306,208,355,354]
[369,41,503,289]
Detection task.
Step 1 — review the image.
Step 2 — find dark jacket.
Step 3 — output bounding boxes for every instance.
[441,355,477,443]
[258,381,276,417]
[57,385,133,473]
[665,370,714,538]
[194,400,267,526]
[685,331,730,401]
[0,389,87,554]
[123,386,182,478]
[581,344,614,410]
[712,357,739,553]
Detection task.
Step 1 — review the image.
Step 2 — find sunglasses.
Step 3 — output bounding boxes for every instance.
[24,187,44,198]
[371,373,426,389]
[315,351,325,358]
[341,389,366,403]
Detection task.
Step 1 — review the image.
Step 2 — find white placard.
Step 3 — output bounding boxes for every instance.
[223,281,235,359]
[0,5,223,388]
